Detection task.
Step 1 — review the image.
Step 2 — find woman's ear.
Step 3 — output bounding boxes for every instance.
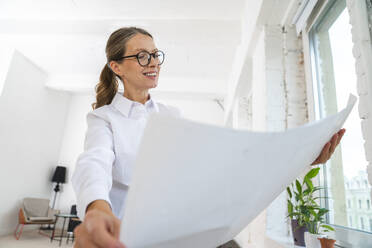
[109,61,122,76]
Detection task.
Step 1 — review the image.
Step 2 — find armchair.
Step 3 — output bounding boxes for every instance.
[14,197,59,240]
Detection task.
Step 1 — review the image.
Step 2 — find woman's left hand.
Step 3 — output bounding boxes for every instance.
[311,129,346,165]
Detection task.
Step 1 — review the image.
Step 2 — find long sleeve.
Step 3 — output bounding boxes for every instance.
[72,111,115,220]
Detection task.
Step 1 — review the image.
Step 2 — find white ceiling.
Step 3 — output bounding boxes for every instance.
[0,0,246,20]
[0,0,247,97]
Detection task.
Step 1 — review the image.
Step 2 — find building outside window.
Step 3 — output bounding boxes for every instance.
[349,216,353,227]
[309,0,372,234]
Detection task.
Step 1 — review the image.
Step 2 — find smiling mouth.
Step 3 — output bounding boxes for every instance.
[143,72,158,79]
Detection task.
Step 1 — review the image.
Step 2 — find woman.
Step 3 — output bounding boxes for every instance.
[72,27,345,248]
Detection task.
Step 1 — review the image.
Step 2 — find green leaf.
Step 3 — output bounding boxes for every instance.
[296,180,302,195]
[321,224,335,231]
[318,208,329,217]
[287,200,294,215]
[305,168,320,179]
[287,187,292,199]
[304,177,314,190]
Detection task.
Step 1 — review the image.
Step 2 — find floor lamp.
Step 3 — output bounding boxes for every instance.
[42,166,66,230]
[51,166,66,209]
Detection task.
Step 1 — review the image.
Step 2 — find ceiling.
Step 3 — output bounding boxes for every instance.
[0,0,247,97]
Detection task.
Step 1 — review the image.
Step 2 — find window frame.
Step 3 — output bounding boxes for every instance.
[302,0,372,246]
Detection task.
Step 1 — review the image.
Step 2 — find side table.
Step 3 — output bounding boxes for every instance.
[51,213,78,246]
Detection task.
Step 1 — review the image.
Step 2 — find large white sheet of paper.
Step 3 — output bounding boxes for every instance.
[121,95,356,248]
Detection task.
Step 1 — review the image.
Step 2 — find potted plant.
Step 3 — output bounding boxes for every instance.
[318,237,336,248]
[304,207,334,248]
[287,167,334,247]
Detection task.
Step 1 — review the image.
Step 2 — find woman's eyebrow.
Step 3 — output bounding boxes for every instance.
[133,48,158,52]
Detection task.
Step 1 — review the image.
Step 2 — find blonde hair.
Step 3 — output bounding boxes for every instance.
[92,27,153,109]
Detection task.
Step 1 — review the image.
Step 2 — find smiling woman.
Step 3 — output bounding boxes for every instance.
[71,27,180,248]
[92,27,157,109]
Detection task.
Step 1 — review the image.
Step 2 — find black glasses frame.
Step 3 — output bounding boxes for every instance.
[116,50,165,67]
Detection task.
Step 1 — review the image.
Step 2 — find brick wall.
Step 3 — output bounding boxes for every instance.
[346,0,372,199]
[235,24,309,239]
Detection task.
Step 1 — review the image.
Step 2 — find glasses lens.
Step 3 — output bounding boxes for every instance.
[154,51,164,65]
[137,51,151,66]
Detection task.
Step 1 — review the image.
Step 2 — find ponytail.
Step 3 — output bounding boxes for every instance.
[92,64,118,109]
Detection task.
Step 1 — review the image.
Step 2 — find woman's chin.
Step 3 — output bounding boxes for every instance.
[148,81,158,89]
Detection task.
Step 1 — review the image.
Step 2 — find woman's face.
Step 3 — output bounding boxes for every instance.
[111,33,161,92]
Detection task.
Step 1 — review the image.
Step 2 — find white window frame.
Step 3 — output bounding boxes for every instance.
[301,0,372,247]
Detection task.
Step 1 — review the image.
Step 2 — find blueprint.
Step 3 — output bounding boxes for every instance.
[120,95,357,248]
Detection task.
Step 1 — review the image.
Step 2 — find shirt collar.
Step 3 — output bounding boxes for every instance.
[110,93,158,117]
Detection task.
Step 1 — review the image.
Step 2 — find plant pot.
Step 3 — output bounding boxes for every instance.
[318,237,336,248]
[291,219,307,246]
[304,232,323,248]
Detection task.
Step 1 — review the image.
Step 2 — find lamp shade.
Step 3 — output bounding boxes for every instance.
[52,166,66,183]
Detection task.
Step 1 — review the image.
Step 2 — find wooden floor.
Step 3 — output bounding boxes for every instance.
[0,229,73,248]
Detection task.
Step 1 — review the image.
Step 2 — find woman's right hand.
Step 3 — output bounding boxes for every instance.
[74,201,126,248]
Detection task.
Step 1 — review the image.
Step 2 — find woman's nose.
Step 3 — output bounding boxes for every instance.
[148,56,158,67]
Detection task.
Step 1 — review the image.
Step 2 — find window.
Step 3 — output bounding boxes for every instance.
[309,0,372,234]
[368,200,371,210]
[349,216,353,226]
[370,219,372,232]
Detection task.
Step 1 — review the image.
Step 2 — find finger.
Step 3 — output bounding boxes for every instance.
[328,134,339,156]
[318,142,331,164]
[336,129,346,145]
[112,218,121,240]
[338,128,346,135]
[91,223,124,248]
[74,226,100,248]
[312,142,330,165]
[75,240,100,248]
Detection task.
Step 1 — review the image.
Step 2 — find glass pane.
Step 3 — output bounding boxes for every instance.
[311,2,372,233]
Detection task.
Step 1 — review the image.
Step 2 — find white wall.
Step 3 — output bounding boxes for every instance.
[234,28,268,248]
[57,94,95,213]
[233,22,309,246]
[0,47,13,97]
[156,96,224,126]
[0,51,70,235]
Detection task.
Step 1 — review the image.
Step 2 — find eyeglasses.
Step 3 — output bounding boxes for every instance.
[117,50,165,67]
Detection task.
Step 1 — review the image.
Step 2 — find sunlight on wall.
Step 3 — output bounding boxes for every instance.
[0,47,14,97]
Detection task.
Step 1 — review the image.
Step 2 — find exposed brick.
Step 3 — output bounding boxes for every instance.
[355,58,365,77]
[357,74,368,95]
[365,141,372,162]
[352,45,361,59]
[264,24,308,239]
[347,0,372,194]
[368,163,372,185]
[361,118,372,141]
[358,95,370,119]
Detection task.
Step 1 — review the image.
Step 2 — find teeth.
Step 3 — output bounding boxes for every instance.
[144,72,157,76]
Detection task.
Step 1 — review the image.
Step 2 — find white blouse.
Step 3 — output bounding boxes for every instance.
[72,93,180,220]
